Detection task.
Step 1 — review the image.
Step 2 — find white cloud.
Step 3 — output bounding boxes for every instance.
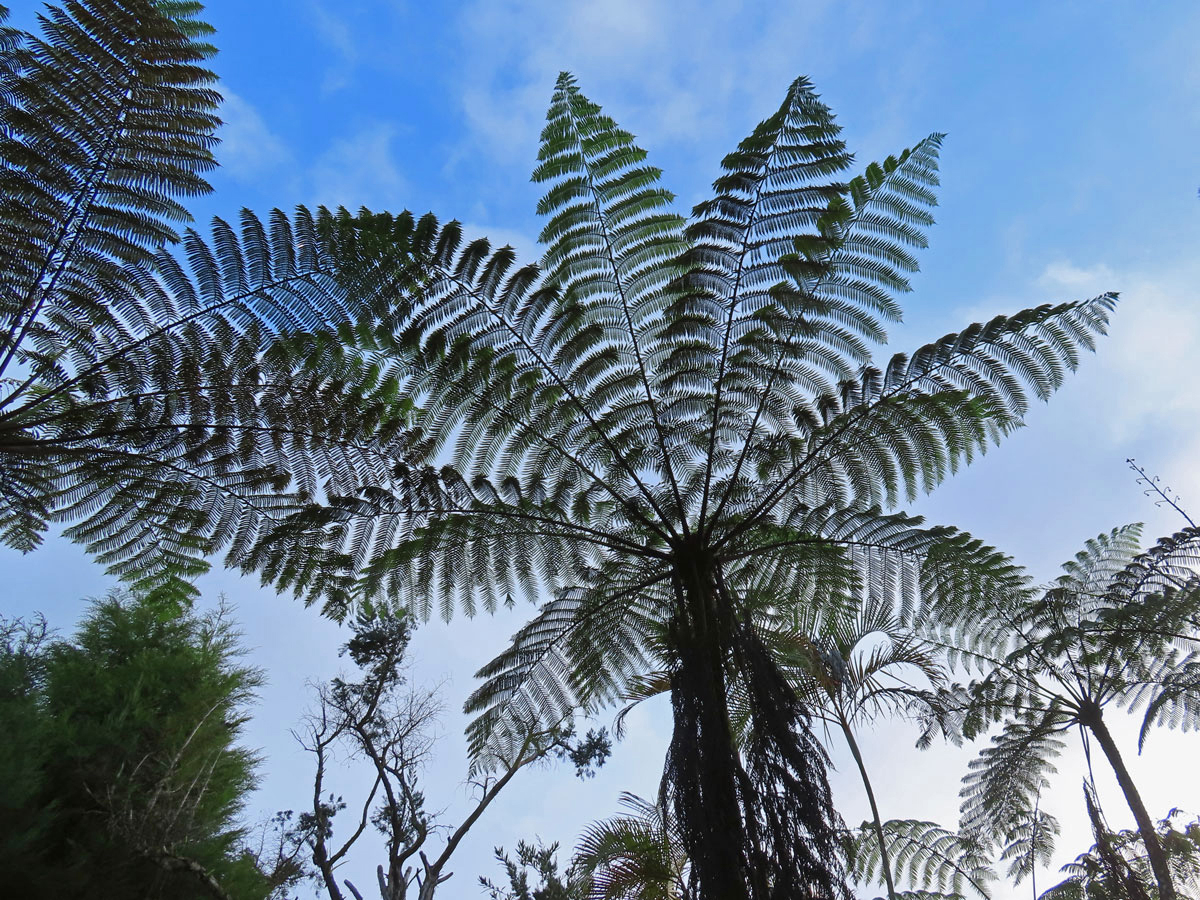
[309,124,407,211]
[307,0,358,94]
[1028,257,1200,513]
[217,89,293,181]
[1037,259,1199,425]
[459,222,540,261]
[1100,268,1200,504]
[1036,259,1117,293]
[453,0,841,169]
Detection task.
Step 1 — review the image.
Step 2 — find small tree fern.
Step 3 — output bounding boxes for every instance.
[954,524,1200,900]
[254,73,1115,899]
[848,819,996,900]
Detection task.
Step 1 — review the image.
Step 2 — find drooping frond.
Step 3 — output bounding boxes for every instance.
[1041,808,1200,900]
[0,3,430,599]
[849,819,995,900]
[997,807,1060,885]
[464,563,669,766]
[729,507,1029,643]
[1132,650,1200,749]
[960,708,1067,857]
[1109,526,1200,603]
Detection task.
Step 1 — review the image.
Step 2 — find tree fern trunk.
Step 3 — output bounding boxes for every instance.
[1085,707,1176,900]
[665,570,754,900]
[664,564,849,900]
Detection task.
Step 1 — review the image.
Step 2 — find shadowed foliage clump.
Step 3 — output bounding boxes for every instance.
[250,71,1115,899]
[1040,788,1200,900]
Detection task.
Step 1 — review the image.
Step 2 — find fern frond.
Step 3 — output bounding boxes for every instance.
[0,207,417,601]
[0,0,220,377]
[464,565,668,766]
[1134,651,1200,749]
[959,708,1068,851]
[850,819,995,900]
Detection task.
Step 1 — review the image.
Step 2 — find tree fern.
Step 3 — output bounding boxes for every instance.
[0,2,423,602]
[252,72,1115,899]
[953,525,1200,900]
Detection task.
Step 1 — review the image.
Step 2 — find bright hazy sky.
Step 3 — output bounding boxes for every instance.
[6,1,1200,898]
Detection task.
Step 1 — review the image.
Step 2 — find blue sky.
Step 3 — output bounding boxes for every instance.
[6,1,1200,897]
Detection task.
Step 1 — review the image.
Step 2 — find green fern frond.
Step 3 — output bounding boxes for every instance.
[0,0,220,368]
[960,708,1068,848]
[0,3,433,598]
[1,205,417,601]
[850,819,995,900]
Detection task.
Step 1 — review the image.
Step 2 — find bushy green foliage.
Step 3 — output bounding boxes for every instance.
[482,840,590,900]
[0,591,283,899]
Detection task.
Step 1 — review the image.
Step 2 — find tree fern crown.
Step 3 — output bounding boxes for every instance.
[249,69,1117,900]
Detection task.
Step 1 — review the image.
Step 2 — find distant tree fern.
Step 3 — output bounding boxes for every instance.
[0,1,418,603]
[954,525,1200,900]
[253,73,1116,898]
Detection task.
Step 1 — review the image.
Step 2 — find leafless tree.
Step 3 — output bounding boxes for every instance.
[293,611,608,900]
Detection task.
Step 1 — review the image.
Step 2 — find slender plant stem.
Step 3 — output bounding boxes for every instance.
[839,716,898,900]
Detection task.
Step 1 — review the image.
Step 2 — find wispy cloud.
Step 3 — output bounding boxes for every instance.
[307,0,358,94]
[217,85,409,213]
[217,89,293,181]
[452,0,845,175]
[1037,258,1200,500]
[309,123,407,211]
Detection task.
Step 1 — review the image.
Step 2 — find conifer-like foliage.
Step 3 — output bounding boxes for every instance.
[0,591,282,899]
[259,73,1116,899]
[0,1,414,602]
[954,525,1200,900]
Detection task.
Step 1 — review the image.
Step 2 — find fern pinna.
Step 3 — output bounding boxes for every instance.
[0,2,417,603]
[257,74,1116,899]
